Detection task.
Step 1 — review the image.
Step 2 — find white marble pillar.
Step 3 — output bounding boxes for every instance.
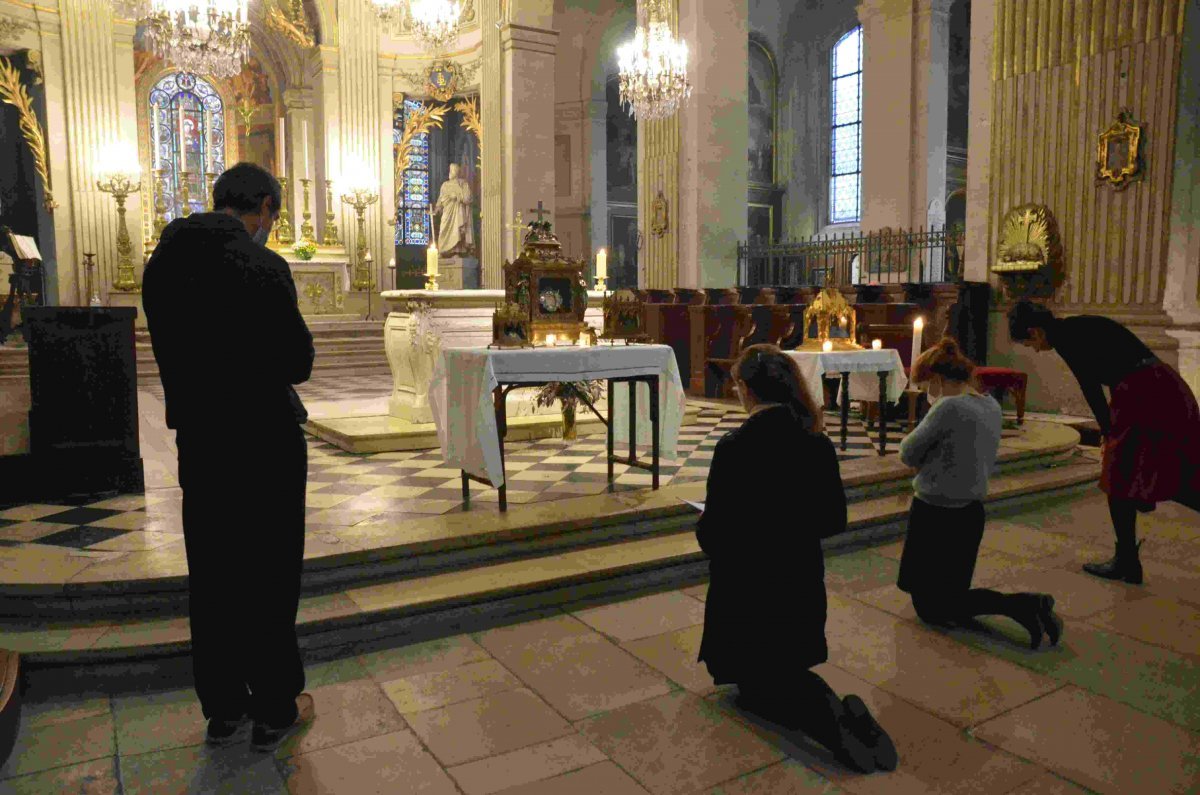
[961,0,994,284]
[676,0,747,288]
[587,97,608,255]
[501,23,559,264]
[858,0,915,232]
[920,0,952,280]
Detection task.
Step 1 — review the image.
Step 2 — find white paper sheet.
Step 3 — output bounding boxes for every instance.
[680,499,705,512]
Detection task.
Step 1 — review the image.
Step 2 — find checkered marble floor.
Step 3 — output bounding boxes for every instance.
[0,405,911,552]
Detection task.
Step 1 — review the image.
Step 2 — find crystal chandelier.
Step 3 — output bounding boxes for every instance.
[142,0,251,79]
[373,0,461,52]
[617,0,692,121]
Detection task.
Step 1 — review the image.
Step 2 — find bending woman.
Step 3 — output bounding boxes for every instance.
[898,338,1064,649]
[1007,301,1200,583]
[696,344,897,774]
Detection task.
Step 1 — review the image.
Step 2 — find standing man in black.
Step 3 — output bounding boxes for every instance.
[1007,301,1200,584]
[143,163,316,750]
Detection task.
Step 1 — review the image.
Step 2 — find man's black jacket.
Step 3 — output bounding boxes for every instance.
[143,212,314,430]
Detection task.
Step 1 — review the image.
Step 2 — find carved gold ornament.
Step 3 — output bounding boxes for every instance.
[651,190,668,237]
[0,57,56,212]
[799,286,861,351]
[452,94,481,168]
[425,60,461,102]
[994,204,1062,274]
[1097,110,1143,190]
[266,0,315,49]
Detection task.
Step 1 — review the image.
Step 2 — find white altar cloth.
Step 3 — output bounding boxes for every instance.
[785,349,908,405]
[429,344,687,488]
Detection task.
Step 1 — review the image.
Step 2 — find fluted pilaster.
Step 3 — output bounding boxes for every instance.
[480,0,503,286]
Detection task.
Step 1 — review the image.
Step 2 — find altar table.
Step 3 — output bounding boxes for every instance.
[785,349,909,455]
[429,344,687,511]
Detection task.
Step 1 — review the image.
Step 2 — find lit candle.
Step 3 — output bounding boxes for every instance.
[596,248,607,280]
[912,316,924,365]
[204,108,213,173]
[388,257,396,270]
[302,120,309,180]
[277,116,286,174]
[839,314,847,328]
[546,334,557,346]
[822,340,833,353]
[151,103,159,171]
[872,338,882,350]
[177,105,187,168]
[426,245,439,277]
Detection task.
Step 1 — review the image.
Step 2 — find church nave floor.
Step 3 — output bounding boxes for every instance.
[1,492,1197,794]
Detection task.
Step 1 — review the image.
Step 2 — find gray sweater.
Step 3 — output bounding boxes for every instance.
[899,393,1002,508]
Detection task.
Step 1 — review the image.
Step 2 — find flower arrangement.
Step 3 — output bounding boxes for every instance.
[533,380,604,410]
[293,240,318,261]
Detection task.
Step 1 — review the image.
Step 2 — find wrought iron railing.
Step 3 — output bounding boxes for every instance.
[737,226,965,288]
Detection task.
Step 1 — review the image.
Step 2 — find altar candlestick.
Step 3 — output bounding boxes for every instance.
[426,245,439,277]
[596,248,607,279]
[872,338,882,350]
[912,316,924,366]
[822,340,833,353]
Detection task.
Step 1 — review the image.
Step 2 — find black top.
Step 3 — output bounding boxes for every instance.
[1046,315,1155,435]
[143,213,314,430]
[695,405,847,681]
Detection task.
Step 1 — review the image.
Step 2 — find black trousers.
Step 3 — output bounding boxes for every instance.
[177,422,307,725]
[739,671,844,751]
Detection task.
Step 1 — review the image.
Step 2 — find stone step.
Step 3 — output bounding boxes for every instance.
[0,454,1100,667]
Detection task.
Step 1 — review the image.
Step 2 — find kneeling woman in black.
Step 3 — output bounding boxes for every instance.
[898,338,1064,649]
[696,344,896,774]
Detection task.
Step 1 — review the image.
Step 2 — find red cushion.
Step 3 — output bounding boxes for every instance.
[974,367,1028,391]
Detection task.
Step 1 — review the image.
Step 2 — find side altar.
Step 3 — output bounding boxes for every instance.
[281,252,353,317]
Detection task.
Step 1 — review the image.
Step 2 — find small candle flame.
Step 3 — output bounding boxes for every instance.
[822,340,833,352]
[872,339,882,350]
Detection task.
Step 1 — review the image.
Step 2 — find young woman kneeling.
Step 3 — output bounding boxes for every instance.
[696,344,897,774]
[898,338,1064,649]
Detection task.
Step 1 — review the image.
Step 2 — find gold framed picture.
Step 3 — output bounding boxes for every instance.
[1097,110,1143,190]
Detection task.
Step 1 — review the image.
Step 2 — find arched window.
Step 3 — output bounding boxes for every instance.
[830,27,862,224]
[149,72,226,220]
[394,98,432,246]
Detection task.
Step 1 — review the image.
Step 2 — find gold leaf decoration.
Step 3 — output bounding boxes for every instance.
[394,101,447,203]
[452,95,481,168]
[0,56,56,212]
[266,0,314,49]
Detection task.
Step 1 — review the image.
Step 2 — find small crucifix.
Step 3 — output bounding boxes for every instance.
[528,201,552,224]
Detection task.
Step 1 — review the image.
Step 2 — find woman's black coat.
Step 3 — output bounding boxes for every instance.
[696,405,848,684]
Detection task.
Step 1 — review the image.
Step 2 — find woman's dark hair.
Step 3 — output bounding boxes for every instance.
[1007,300,1056,341]
[911,336,976,385]
[212,162,282,215]
[732,343,824,432]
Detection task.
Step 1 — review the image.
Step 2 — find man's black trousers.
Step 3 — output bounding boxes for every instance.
[177,422,307,725]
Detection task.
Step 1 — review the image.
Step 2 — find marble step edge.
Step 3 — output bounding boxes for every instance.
[0,447,1088,621]
[0,424,1084,604]
[5,461,1101,667]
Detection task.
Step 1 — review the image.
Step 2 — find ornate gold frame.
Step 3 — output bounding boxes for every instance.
[426,60,462,102]
[0,56,56,212]
[601,289,649,342]
[651,190,669,237]
[1097,110,1143,190]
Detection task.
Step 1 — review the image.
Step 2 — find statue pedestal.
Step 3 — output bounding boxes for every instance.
[380,289,606,424]
[437,256,481,290]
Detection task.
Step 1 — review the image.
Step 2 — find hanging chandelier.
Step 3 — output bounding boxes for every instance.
[617,0,692,121]
[142,0,251,79]
[372,0,461,52]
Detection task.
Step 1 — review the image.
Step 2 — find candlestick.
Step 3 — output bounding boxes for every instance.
[872,339,882,350]
[83,252,101,306]
[911,316,924,367]
[299,178,315,242]
[96,161,142,292]
[322,180,339,245]
[275,176,294,245]
[205,172,218,211]
[822,340,833,353]
[179,170,191,217]
[177,105,186,167]
[152,169,169,241]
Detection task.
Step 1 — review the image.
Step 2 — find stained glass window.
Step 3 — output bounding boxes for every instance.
[394,99,432,246]
[149,72,226,221]
[831,27,862,224]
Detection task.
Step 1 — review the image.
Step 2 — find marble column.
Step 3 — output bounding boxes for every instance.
[587,97,608,255]
[480,0,503,286]
[282,87,315,241]
[55,0,143,305]
[675,0,747,289]
[501,23,558,265]
[961,0,994,283]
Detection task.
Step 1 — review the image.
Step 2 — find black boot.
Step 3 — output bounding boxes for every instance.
[842,695,898,771]
[1009,594,1045,650]
[1083,541,1143,584]
[1035,594,1063,647]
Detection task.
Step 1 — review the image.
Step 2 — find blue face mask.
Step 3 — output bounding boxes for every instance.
[252,224,271,246]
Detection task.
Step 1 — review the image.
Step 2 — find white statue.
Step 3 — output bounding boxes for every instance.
[433,163,475,256]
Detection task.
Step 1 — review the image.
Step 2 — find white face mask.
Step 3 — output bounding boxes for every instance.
[251,209,273,246]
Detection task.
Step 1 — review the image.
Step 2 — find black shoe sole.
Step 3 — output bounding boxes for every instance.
[842,695,898,772]
[1037,595,1063,646]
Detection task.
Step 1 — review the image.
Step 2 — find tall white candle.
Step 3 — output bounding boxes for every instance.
[426,245,439,276]
[912,316,924,366]
[277,116,286,174]
[204,109,212,172]
[302,120,309,180]
[177,105,187,169]
[151,103,159,171]
[596,248,607,279]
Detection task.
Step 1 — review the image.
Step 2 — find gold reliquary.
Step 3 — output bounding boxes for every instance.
[796,286,862,352]
[494,219,589,346]
[600,288,649,344]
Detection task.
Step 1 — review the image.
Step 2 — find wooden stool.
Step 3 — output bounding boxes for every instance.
[974,367,1029,423]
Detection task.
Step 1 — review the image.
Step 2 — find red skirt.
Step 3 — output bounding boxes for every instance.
[1100,362,1200,502]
